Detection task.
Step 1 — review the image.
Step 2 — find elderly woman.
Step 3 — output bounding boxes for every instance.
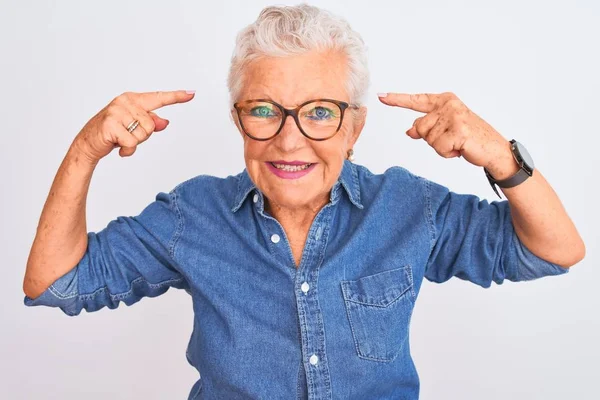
[23,4,584,399]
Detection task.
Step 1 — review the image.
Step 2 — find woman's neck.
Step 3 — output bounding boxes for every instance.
[264,195,328,232]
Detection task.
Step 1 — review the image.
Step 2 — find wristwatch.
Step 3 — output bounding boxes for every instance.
[484,139,535,199]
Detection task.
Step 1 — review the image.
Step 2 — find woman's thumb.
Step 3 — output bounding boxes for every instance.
[149,111,170,132]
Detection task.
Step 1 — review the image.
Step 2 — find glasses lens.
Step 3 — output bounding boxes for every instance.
[237,101,282,139]
[298,101,342,139]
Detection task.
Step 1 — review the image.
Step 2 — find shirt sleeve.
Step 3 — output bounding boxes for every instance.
[420,176,569,287]
[23,189,188,316]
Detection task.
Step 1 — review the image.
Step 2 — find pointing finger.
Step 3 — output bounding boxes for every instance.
[377,92,445,113]
[136,90,196,111]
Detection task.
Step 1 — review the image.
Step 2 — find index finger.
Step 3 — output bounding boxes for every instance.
[136,90,196,111]
[378,92,446,113]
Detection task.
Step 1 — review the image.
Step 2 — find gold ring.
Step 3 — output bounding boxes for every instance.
[126,119,140,133]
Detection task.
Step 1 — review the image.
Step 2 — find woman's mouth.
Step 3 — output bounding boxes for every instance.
[270,162,312,171]
[265,161,316,179]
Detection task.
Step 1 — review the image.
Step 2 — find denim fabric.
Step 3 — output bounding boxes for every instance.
[24,159,569,399]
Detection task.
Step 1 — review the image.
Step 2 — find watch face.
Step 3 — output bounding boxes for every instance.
[514,141,535,170]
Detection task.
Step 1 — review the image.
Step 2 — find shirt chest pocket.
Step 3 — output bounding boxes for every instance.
[340,265,416,362]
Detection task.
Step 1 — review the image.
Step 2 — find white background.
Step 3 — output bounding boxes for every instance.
[1,0,598,399]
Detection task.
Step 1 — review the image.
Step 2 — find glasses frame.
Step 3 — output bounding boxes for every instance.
[232,98,359,141]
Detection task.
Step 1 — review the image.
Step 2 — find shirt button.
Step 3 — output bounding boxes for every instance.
[315,225,323,240]
[253,193,258,203]
[271,234,280,243]
[301,282,310,293]
[309,354,319,365]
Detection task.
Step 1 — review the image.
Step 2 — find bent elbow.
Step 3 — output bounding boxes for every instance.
[560,240,586,268]
[574,239,586,265]
[23,274,49,300]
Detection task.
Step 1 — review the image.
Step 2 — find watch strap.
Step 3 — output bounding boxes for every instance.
[485,167,532,199]
[485,168,503,199]
[495,168,531,188]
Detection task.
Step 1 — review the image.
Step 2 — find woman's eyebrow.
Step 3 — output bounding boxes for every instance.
[249,94,340,107]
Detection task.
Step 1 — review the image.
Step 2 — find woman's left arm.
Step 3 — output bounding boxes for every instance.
[378,91,585,268]
[482,142,585,267]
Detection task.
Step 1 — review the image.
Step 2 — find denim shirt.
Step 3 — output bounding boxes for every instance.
[24,159,569,399]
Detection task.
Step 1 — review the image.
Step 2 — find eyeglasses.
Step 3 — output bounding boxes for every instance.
[233,98,359,141]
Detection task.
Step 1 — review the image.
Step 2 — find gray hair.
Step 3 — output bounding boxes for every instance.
[227,3,370,107]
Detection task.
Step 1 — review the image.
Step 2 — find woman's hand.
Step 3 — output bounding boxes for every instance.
[377,92,515,177]
[73,90,195,164]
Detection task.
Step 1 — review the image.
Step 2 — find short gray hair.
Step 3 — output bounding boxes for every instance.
[227,3,370,107]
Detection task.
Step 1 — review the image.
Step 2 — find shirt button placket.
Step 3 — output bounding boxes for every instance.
[296,213,333,399]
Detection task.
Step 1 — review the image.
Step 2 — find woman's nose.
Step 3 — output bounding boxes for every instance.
[275,114,305,147]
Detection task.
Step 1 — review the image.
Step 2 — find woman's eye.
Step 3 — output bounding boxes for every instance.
[250,106,276,117]
[306,107,334,120]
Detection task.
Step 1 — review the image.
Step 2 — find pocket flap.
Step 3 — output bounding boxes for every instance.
[341,266,413,307]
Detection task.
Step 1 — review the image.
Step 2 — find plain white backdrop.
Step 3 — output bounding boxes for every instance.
[1,0,598,399]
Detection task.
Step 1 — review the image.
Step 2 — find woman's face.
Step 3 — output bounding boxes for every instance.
[232,50,367,212]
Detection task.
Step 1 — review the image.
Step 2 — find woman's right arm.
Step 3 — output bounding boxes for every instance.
[22,90,196,307]
[22,139,98,299]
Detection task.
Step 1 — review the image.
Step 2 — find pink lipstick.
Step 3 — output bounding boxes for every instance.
[265,161,316,179]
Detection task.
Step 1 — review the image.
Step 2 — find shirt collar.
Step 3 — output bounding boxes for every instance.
[231,159,364,213]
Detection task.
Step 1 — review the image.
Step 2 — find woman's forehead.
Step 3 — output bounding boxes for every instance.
[240,51,349,104]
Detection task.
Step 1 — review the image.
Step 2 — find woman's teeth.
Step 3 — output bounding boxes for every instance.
[271,162,312,171]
